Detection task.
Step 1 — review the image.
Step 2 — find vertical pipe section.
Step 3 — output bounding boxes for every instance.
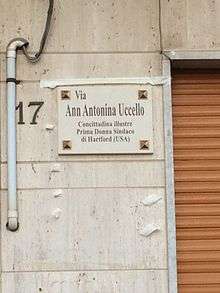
[6,38,28,231]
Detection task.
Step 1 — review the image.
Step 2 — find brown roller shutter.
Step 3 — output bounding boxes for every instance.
[172,69,220,293]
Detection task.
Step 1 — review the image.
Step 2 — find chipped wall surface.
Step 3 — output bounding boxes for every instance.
[1,0,206,291]
[2,271,168,293]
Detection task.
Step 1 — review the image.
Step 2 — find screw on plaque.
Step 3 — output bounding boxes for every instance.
[140,140,149,150]
[61,90,71,100]
[63,140,72,150]
[138,90,148,100]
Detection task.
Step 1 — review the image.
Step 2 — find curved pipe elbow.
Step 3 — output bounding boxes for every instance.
[7,38,29,58]
[7,218,19,232]
[7,211,19,232]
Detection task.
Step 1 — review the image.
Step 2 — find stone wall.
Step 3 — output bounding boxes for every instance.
[2,0,217,291]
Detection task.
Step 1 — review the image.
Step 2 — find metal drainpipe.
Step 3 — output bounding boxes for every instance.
[6,38,29,231]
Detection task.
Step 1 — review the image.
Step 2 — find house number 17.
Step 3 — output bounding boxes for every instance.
[16,101,44,125]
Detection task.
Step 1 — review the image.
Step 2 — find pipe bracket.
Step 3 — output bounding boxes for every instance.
[6,78,20,84]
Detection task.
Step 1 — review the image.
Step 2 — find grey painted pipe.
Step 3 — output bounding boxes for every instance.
[6,38,28,231]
